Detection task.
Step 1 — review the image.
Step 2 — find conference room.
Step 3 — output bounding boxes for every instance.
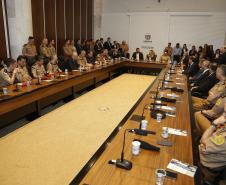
[0,0,226,185]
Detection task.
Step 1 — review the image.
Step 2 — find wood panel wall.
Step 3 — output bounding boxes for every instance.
[31,0,94,55]
[0,0,10,59]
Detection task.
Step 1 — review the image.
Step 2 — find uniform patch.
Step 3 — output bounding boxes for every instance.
[211,135,225,145]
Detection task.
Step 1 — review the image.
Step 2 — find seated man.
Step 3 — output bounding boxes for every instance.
[132,48,144,61]
[47,55,62,74]
[195,92,226,136]
[31,56,46,78]
[0,58,20,87]
[65,52,80,72]
[146,49,157,62]
[86,51,96,65]
[78,50,93,68]
[160,50,171,64]
[183,56,199,77]
[16,55,32,82]
[191,63,218,97]
[199,105,226,185]
[100,49,111,62]
[192,65,226,111]
[190,60,210,86]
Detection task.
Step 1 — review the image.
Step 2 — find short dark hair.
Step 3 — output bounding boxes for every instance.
[28,36,34,40]
[17,55,27,62]
[218,64,226,76]
[36,55,44,61]
[210,62,218,72]
[136,48,140,50]
[4,58,16,67]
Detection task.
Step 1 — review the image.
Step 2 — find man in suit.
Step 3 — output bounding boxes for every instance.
[190,60,210,86]
[192,65,226,111]
[191,63,218,97]
[218,46,226,65]
[104,37,113,51]
[65,52,80,72]
[132,48,144,61]
[94,40,102,55]
[183,56,199,77]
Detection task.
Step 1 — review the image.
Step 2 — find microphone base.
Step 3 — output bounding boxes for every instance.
[116,159,132,170]
[151,109,166,119]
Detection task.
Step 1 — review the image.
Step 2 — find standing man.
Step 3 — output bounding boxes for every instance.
[172,43,182,64]
[165,42,173,57]
[22,36,37,66]
[104,37,113,51]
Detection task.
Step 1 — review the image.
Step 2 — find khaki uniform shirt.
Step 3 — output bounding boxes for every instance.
[78,57,87,68]
[165,46,173,56]
[63,45,73,57]
[31,64,46,78]
[22,43,37,57]
[16,66,32,82]
[207,81,226,104]
[200,126,226,168]
[48,46,56,58]
[0,68,17,87]
[206,94,226,119]
[47,62,61,74]
[40,44,51,58]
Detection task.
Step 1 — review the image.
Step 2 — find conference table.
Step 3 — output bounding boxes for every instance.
[0,61,165,128]
[0,61,196,185]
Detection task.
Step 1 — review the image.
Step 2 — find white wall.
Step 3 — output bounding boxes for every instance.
[97,0,226,59]
[6,0,33,59]
[101,12,226,58]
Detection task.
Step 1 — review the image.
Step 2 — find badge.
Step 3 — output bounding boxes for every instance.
[216,99,222,106]
[211,135,225,145]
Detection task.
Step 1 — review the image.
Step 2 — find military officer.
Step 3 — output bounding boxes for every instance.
[22,36,37,66]
[31,56,46,78]
[199,105,226,184]
[195,91,226,136]
[16,55,32,82]
[0,58,19,87]
[47,55,62,74]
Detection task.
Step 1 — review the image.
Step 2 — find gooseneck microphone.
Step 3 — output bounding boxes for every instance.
[150,79,166,119]
[108,128,156,170]
[108,129,132,170]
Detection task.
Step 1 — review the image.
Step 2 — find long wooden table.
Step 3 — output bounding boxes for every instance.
[0,62,196,185]
[74,67,196,185]
[0,61,166,128]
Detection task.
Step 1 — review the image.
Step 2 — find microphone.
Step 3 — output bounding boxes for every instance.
[128,129,156,136]
[150,79,167,119]
[108,128,156,170]
[133,139,160,151]
[108,129,132,170]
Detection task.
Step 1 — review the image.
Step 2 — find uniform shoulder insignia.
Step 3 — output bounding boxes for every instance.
[211,135,225,146]
[216,99,222,106]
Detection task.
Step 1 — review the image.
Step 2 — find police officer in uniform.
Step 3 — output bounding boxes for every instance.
[195,91,226,135]
[16,55,32,82]
[199,105,226,185]
[47,55,62,74]
[0,58,19,87]
[40,38,51,65]
[31,56,46,78]
[22,36,37,66]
